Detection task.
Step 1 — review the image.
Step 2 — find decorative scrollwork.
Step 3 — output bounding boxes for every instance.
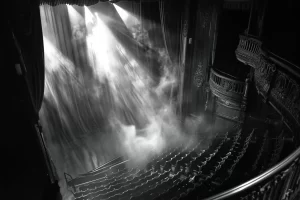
[236,34,300,128]
[271,71,300,123]
[200,11,210,28]
[254,55,276,95]
[236,35,262,67]
[209,69,246,105]
[194,62,204,88]
[223,80,233,91]
[183,20,188,37]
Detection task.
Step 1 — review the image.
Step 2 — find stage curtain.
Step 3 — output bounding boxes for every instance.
[39,3,184,200]
[8,0,45,121]
[181,0,222,117]
[39,0,160,6]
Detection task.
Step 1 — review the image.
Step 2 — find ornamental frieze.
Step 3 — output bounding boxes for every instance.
[270,71,300,124]
[194,62,204,88]
[182,20,188,37]
[254,55,276,95]
[200,11,210,28]
[237,34,300,127]
[236,35,262,68]
[209,69,246,105]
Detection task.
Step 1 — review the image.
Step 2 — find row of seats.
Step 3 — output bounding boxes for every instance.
[73,126,256,200]
[82,131,230,200]
[155,128,256,200]
[112,134,230,200]
[72,161,129,193]
[267,132,285,169]
[125,131,240,200]
[210,128,255,190]
[172,130,246,200]
[252,131,269,174]
[75,132,226,198]
[75,168,140,197]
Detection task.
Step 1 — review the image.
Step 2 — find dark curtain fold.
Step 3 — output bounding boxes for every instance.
[40,0,106,6]
[39,0,160,6]
[158,0,183,108]
[182,0,222,116]
[8,0,45,120]
[159,0,182,65]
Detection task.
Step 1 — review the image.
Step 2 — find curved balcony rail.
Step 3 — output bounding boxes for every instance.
[204,146,300,200]
[209,68,246,103]
[236,34,300,134]
[217,33,300,200]
[235,34,262,67]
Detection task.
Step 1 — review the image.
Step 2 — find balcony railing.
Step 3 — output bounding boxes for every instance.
[209,68,248,123]
[235,35,262,67]
[209,68,246,103]
[218,33,300,200]
[236,34,300,133]
[204,146,300,200]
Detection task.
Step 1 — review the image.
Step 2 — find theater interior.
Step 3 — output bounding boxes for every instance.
[3,0,300,199]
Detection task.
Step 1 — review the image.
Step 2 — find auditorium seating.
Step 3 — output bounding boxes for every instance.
[68,126,279,200]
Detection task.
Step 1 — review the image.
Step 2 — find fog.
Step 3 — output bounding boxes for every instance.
[39,3,214,200]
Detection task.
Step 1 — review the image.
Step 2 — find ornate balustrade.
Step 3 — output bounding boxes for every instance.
[254,53,276,98]
[213,34,300,200]
[259,58,300,133]
[209,68,246,103]
[209,68,248,123]
[204,147,300,200]
[235,34,262,67]
[236,34,300,133]
[269,70,300,131]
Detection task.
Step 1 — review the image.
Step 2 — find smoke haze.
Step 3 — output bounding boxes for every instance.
[39,4,212,200]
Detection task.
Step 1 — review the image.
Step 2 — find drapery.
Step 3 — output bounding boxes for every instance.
[7,0,45,120]
[39,0,160,6]
[181,0,222,117]
[39,1,185,199]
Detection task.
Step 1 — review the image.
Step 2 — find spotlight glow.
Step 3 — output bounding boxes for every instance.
[113,4,129,22]
[85,7,117,80]
[40,4,200,200]
[67,5,84,26]
[84,6,95,26]
[113,4,140,29]
[43,36,75,74]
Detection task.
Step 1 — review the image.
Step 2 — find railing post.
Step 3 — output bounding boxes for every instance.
[205,85,210,111]
[34,122,57,184]
[263,63,277,103]
[243,78,250,101]
[64,172,76,194]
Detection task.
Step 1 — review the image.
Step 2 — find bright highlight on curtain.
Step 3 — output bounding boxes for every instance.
[39,2,190,200]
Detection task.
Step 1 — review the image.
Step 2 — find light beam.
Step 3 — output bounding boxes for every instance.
[67,5,84,26]
[113,4,140,29]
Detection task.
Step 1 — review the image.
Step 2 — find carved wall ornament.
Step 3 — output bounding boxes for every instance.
[223,80,232,91]
[289,85,300,102]
[270,71,300,124]
[254,55,277,95]
[240,39,247,48]
[200,11,210,28]
[194,62,205,88]
[183,20,188,37]
[236,35,262,68]
[225,100,230,106]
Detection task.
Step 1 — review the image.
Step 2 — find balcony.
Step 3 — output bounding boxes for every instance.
[209,68,246,103]
[209,68,248,123]
[236,34,300,133]
[200,33,300,200]
[235,34,262,68]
